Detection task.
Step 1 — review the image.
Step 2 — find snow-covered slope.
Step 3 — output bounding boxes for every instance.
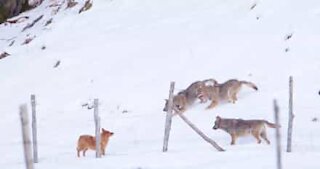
[1,0,320,168]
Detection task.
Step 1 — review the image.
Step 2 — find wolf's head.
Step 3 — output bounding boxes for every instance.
[163,96,184,113]
[212,116,222,130]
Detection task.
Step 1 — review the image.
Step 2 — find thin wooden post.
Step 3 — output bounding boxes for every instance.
[20,104,34,169]
[178,113,225,151]
[162,82,175,152]
[287,76,294,152]
[274,100,282,169]
[31,95,38,163]
[94,99,101,158]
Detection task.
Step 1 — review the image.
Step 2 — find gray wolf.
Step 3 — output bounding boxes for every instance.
[198,79,258,109]
[212,116,279,145]
[163,79,218,114]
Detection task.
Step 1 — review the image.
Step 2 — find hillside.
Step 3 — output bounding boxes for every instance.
[1,0,320,168]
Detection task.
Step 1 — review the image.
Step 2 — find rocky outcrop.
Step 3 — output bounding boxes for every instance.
[0,0,31,23]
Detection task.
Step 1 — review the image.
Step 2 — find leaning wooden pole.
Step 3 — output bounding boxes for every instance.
[177,114,225,151]
[31,94,38,163]
[94,99,101,158]
[162,82,175,152]
[274,100,282,169]
[20,104,34,169]
[287,76,294,152]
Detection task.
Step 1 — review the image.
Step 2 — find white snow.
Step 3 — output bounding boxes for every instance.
[1,0,320,168]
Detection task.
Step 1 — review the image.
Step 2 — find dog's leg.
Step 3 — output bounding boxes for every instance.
[83,148,88,156]
[101,147,105,156]
[77,149,81,157]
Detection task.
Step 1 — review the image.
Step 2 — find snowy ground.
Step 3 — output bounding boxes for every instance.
[1,0,320,168]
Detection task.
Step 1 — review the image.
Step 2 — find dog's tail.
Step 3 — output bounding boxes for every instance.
[240,81,258,91]
[264,120,281,128]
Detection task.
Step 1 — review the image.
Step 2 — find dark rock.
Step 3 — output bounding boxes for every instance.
[0,51,10,59]
[0,0,33,24]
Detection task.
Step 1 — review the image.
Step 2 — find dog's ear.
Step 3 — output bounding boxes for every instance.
[102,128,106,132]
[216,116,221,120]
[164,99,168,102]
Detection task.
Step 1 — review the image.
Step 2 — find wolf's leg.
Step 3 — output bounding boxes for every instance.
[252,131,262,144]
[227,90,233,103]
[206,100,218,109]
[231,93,237,103]
[231,86,242,103]
[230,88,240,103]
[229,95,236,103]
[260,130,270,144]
[197,89,208,103]
[199,95,208,103]
[230,133,237,145]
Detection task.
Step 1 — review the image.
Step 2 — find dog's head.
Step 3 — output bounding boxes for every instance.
[102,128,114,137]
[212,116,222,130]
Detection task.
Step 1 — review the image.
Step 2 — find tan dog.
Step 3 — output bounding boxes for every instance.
[163,79,218,114]
[77,128,114,157]
[213,116,279,145]
[198,79,258,109]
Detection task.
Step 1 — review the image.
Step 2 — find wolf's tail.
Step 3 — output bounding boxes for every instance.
[240,81,258,91]
[264,120,281,128]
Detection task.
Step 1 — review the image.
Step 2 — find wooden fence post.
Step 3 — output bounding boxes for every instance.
[287,76,294,152]
[20,104,34,169]
[162,82,175,152]
[274,100,282,169]
[177,114,225,151]
[94,99,101,158]
[31,94,38,163]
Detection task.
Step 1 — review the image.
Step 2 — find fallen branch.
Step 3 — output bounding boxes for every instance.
[177,113,225,151]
